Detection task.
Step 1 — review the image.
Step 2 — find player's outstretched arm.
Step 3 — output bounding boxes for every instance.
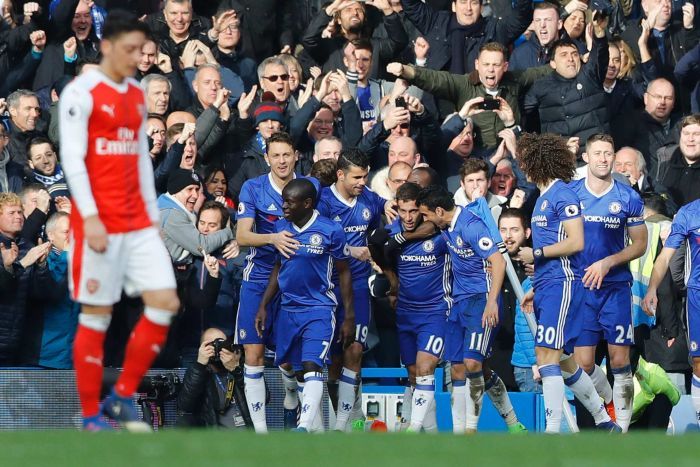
[642,246,676,316]
[336,259,355,348]
[583,224,648,290]
[255,261,281,337]
[540,217,584,259]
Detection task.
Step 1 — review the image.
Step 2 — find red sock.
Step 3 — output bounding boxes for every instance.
[114,315,169,398]
[73,324,106,418]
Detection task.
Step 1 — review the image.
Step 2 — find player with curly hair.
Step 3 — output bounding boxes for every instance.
[518,133,620,433]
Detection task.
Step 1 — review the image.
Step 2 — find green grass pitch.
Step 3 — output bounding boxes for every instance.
[2,431,698,467]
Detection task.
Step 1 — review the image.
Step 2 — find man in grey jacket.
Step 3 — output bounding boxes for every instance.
[158,169,235,266]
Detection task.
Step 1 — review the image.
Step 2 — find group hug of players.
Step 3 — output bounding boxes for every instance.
[234,131,700,434]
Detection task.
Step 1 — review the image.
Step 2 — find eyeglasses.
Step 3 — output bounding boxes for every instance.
[646,93,673,102]
[222,25,239,33]
[263,74,289,82]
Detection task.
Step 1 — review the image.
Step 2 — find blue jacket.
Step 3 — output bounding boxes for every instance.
[38,249,79,369]
[511,277,535,368]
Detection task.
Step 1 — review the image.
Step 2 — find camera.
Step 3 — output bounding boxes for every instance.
[479,97,501,111]
[208,337,241,363]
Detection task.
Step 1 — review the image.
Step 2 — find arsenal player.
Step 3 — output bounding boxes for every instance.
[59,11,179,432]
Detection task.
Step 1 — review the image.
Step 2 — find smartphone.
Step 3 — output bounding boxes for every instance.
[395,96,409,128]
[479,98,501,111]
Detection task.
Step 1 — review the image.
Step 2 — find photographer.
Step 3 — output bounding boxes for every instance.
[177,328,251,428]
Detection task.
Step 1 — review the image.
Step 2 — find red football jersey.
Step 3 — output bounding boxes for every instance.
[59,69,158,235]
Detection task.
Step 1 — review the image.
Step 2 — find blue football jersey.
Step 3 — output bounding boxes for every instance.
[572,179,644,284]
[530,180,583,287]
[387,220,452,313]
[275,211,349,307]
[317,184,385,281]
[665,199,700,290]
[442,207,499,299]
[236,173,320,283]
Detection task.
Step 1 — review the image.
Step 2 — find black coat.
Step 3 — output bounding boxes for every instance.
[657,146,700,208]
[620,111,679,178]
[0,20,38,97]
[301,9,408,80]
[0,235,55,365]
[224,0,295,63]
[177,361,251,428]
[144,12,213,73]
[524,36,609,158]
[32,0,100,93]
[400,0,531,73]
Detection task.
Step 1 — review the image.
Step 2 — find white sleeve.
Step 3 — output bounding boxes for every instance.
[138,114,159,224]
[59,83,98,219]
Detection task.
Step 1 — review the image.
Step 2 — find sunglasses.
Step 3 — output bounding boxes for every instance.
[263,74,289,82]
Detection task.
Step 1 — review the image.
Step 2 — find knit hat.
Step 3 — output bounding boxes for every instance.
[254,92,285,126]
[167,168,200,195]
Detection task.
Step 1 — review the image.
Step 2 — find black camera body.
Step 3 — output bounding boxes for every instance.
[209,337,241,362]
[591,0,613,18]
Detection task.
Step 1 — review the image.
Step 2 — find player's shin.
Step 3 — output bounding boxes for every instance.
[611,365,633,432]
[334,367,358,430]
[299,372,324,430]
[74,313,111,418]
[586,364,613,404]
[401,384,414,430]
[562,365,610,425]
[691,373,700,428]
[409,375,435,431]
[451,379,467,433]
[279,366,299,410]
[465,370,485,432]
[539,364,565,433]
[485,371,518,427]
[244,364,268,433]
[114,307,172,398]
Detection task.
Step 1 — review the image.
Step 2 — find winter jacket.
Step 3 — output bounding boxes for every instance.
[524,35,610,158]
[400,0,532,73]
[289,96,363,155]
[223,0,295,63]
[0,19,37,94]
[656,145,700,207]
[33,0,100,95]
[407,64,549,149]
[301,8,408,79]
[620,111,680,178]
[620,18,700,82]
[144,11,214,74]
[0,235,56,365]
[0,149,26,193]
[20,248,79,369]
[511,277,535,368]
[157,193,234,265]
[177,361,251,428]
[674,42,700,113]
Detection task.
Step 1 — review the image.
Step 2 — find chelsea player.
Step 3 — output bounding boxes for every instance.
[235,132,319,433]
[572,134,647,432]
[416,185,505,433]
[376,182,451,431]
[255,179,355,432]
[518,133,618,433]
[317,148,395,430]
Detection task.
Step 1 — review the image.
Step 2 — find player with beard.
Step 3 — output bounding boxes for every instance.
[234,132,320,432]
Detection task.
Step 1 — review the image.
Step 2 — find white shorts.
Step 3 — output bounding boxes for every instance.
[69,226,176,306]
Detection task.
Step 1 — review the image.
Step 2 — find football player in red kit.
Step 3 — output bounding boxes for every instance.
[59,11,179,432]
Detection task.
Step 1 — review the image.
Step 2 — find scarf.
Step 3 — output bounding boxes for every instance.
[448,15,486,74]
[33,164,64,186]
